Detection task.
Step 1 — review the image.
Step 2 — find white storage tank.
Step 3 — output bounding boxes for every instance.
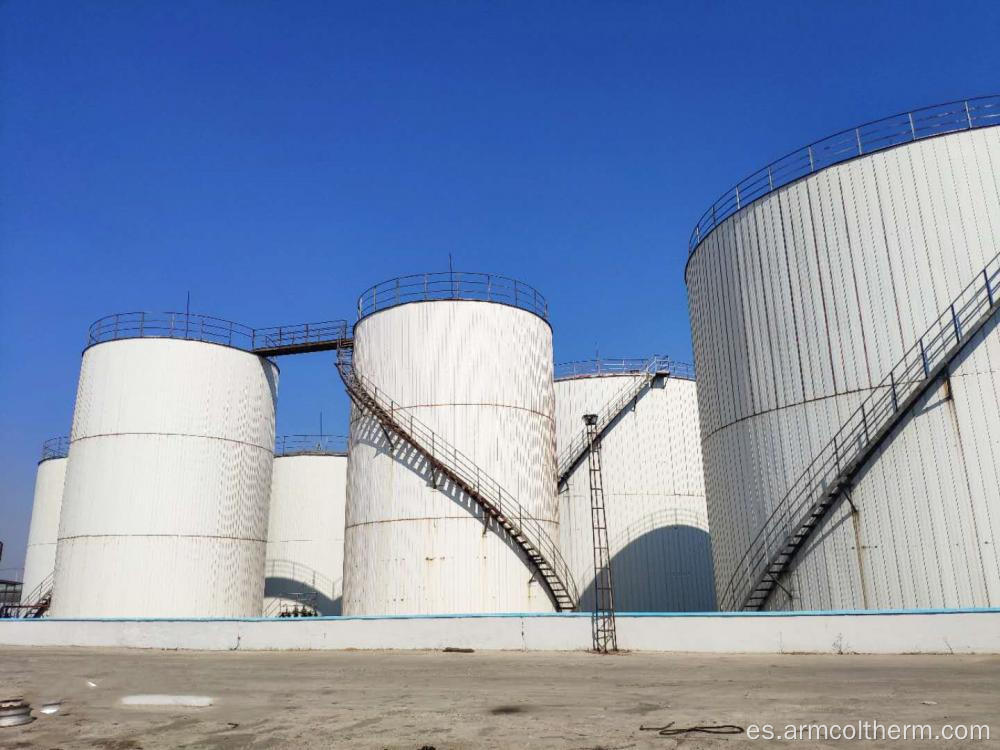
[343,272,561,614]
[20,437,69,604]
[264,435,347,616]
[686,96,1000,611]
[50,313,278,618]
[555,358,714,612]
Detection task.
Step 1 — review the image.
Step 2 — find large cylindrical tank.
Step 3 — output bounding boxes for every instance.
[686,97,1000,610]
[20,438,69,604]
[343,272,558,615]
[265,435,347,616]
[555,359,715,612]
[51,315,278,617]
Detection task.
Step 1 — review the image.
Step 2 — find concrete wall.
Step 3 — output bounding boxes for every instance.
[265,453,346,615]
[2,610,998,654]
[554,371,714,611]
[686,125,1000,611]
[344,299,558,615]
[20,457,67,603]
[52,338,278,618]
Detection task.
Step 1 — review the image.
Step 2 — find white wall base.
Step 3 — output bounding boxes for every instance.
[2,610,997,654]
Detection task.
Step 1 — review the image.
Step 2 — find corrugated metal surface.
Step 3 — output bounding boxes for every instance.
[555,374,715,611]
[20,458,67,603]
[264,454,346,615]
[687,126,1000,610]
[50,338,278,617]
[343,300,558,614]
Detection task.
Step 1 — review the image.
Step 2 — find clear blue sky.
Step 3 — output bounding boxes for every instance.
[1,1,998,575]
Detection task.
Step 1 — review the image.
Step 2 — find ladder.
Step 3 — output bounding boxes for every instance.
[335,350,579,611]
[721,251,1000,611]
[584,414,617,652]
[556,356,673,489]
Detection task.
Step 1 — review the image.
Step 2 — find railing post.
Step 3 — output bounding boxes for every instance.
[395,278,400,305]
[985,268,994,308]
[920,337,929,377]
[890,370,898,412]
[229,321,234,346]
[735,184,741,209]
[861,403,869,443]
[808,145,814,172]
[833,434,840,472]
[909,112,917,140]
[965,100,974,129]
[487,275,492,301]
[855,127,863,155]
[951,303,961,341]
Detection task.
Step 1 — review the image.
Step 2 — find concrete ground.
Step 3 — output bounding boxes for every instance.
[0,648,997,749]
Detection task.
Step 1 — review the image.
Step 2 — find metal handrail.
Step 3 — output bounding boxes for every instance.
[275,434,348,456]
[555,356,695,381]
[688,95,1000,256]
[720,250,1000,611]
[556,356,674,486]
[357,271,548,320]
[86,312,351,354]
[336,351,578,609]
[40,436,69,462]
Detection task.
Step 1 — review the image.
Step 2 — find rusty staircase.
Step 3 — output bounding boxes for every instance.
[556,356,673,489]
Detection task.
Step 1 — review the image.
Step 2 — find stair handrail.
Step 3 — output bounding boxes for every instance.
[556,355,671,486]
[337,353,579,609]
[720,251,1000,610]
[21,571,53,606]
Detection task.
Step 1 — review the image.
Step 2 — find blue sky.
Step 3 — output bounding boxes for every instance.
[1,1,998,574]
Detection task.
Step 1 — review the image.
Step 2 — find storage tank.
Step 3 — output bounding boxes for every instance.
[20,437,69,605]
[555,358,714,612]
[264,435,347,616]
[686,96,1000,611]
[343,272,561,614]
[50,313,278,617]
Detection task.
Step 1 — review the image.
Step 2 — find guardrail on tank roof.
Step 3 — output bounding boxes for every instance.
[688,95,1000,256]
[275,434,348,456]
[40,436,69,462]
[555,356,695,381]
[357,271,548,320]
[87,312,352,355]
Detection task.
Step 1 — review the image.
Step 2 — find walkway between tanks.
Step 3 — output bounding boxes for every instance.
[2,647,998,748]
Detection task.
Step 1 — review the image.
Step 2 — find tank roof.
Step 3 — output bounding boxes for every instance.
[39,436,69,463]
[275,434,348,457]
[356,271,548,321]
[686,95,1000,271]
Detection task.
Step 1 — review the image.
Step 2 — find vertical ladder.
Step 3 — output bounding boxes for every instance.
[584,413,617,653]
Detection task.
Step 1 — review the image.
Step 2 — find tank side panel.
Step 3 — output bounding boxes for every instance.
[556,375,714,612]
[20,458,67,602]
[689,127,1000,610]
[51,338,277,617]
[344,301,557,615]
[265,455,347,615]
